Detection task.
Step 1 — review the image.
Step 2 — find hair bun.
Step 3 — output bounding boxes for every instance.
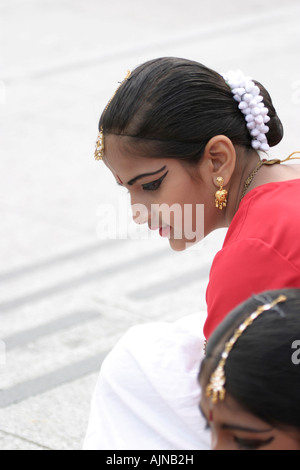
[254,80,284,147]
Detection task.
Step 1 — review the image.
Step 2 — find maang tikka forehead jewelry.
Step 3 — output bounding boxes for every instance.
[94,70,131,161]
[206,294,287,405]
[94,127,105,161]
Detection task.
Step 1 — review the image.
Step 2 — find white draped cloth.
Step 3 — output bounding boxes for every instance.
[83,313,210,450]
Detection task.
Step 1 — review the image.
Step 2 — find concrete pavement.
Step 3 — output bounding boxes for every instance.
[0,0,299,450]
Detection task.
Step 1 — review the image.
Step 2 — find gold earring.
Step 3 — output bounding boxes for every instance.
[215,177,228,210]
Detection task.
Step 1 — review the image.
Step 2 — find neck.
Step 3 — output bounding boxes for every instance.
[212,150,300,232]
[224,151,261,225]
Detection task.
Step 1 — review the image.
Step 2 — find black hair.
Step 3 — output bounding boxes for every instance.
[99,57,283,163]
[200,289,300,430]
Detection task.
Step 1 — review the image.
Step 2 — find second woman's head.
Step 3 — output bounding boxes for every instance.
[199,288,300,450]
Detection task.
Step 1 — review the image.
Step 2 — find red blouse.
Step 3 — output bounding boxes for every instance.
[204,178,300,339]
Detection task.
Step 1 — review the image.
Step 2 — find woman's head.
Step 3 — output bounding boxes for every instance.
[99,57,283,156]
[97,57,283,250]
[199,288,300,450]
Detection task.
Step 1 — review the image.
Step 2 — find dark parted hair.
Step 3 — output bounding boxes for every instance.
[99,57,283,162]
[199,289,300,430]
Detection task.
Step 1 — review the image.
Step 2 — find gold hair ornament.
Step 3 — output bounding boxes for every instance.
[94,127,105,161]
[206,294,287,404]
[94,70,131,161]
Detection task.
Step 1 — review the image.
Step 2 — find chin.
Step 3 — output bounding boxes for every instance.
[169,241,186,251]
[168,238,194,252]
[169,233,204,251]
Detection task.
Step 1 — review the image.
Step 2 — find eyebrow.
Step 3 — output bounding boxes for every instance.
[221,423,274,433]
[127,165,167,186]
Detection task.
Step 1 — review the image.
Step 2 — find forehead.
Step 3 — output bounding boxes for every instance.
[103,134,182,178]
[200,391,270,430]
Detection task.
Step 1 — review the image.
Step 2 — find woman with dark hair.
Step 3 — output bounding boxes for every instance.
[83,58,300,450]
[199,288,300,450]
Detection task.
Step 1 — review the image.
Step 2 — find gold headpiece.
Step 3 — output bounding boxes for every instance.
[94,70,131,161]
[206,294,287,404]
[94,127,105,161]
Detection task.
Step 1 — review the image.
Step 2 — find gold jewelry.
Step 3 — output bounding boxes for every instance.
[94,70,131,161]
[94,127,105,161]
[239,151,300,205]
[206,294,287,405]
[240,160,266,202]
[215,177,228,210]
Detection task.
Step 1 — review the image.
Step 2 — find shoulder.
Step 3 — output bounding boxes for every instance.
[227,179,300,243]
[205,237,300,339]
[204,180,300,339]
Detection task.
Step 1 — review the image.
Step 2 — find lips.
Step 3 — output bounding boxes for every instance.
[159,225,171,238]
[148,223,171,238]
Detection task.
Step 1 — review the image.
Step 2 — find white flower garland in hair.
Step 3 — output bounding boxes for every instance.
[222,70,270,152]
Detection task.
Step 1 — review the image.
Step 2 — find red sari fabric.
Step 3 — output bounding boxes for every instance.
[204,179,300,339]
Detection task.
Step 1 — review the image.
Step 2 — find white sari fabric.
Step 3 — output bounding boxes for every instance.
[83,313,210,450]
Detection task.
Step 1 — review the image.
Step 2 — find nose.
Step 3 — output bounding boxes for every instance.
[210,431,222,451]
[131,201,149,225]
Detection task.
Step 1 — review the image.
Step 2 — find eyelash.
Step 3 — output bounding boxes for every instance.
[202,419,273,450]
[142,171,168,191]
[234,436,274,450]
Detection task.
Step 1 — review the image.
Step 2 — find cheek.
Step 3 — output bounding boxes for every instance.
[163,188,205,248]
[267,434,300,450]
[161,181,200,218]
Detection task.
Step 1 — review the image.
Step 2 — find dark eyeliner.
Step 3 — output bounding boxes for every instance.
[234,436,274,450]
[142,170,168,191]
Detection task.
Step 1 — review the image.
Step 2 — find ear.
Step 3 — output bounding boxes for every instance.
[200,135,236,187]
